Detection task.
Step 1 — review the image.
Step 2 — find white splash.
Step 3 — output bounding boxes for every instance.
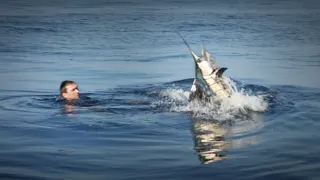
[155,83,269,121]
[160,88,189,102]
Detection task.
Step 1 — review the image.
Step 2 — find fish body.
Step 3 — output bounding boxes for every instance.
[178,34,235,100]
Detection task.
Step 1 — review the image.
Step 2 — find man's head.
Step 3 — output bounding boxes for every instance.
[60,80,80,101]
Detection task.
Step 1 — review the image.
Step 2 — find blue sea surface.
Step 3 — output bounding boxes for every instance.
[1,0,320,180]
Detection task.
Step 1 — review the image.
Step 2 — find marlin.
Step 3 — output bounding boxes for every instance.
[178,34,236,101]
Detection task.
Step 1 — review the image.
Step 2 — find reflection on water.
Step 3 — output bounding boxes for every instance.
[191,119,231,164]
[62,104,77,116]
[57,95,106,115]
[57,94,135,116]
[190,111,264,164]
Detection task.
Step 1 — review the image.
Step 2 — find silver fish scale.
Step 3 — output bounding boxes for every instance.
[202,73,232,99]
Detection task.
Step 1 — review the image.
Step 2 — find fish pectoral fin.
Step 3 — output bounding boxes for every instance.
[216,67,228,77]
[190,79,197,92]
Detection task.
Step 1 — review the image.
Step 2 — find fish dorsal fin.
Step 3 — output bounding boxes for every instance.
[201,42,206,57]
[215,67,228,77]
[201,45,211,61]
[202,46,220,68]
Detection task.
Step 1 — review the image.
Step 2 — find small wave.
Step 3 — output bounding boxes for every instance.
[0,95,58,114]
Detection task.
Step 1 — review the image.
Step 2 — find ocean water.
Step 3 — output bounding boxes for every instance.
[1,0,320,179]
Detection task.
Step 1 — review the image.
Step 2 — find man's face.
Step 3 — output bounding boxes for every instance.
[62,83,80,101]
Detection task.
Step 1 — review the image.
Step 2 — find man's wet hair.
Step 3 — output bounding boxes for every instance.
[60,80,76,95]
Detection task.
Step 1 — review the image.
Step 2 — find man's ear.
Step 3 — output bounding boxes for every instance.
[61,92,67,99]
